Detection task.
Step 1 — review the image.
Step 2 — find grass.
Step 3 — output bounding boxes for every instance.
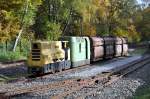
[0,51,27,62]
[129,48,147,56]
[133,87,150,99]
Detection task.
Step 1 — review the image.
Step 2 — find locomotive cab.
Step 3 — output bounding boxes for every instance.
[28,41,53,67]
[27,41,71,74]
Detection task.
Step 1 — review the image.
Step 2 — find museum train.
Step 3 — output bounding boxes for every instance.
[27,36,128,74]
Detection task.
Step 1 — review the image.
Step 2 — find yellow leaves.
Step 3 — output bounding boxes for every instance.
[113,27,128,37]
[30,0,42,6]
[12,0,23,5]
[0,0,42,43]
[83,22,96,36]
[128,25,141,42]
[71,0,98,23]
[0,11,20,43]
[92,0,99,7]
[0,6,20,43]
[0,31,9,43]
[113,25,140,42]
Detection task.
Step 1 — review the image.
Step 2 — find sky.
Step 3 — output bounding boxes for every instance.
[137,0,143,4]
[137,0,150,7]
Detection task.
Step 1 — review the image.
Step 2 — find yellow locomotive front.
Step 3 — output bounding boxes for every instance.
[27,41,71,74]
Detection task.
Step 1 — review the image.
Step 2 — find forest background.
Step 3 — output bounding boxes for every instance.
[0,0,149,61]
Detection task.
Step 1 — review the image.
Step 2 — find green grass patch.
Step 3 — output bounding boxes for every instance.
[133,87,150,99]
[0,51,26,62]
[129,48,147,56]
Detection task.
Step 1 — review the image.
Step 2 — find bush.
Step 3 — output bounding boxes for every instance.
[46,22,62,40]
[0,51,23,62]
[0,38,30,62]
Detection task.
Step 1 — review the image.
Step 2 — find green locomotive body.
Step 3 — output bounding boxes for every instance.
[63,37,91,68]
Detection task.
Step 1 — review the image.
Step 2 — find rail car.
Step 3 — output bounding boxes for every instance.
[27,36,128,74]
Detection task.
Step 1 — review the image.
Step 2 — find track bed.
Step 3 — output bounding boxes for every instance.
[0,55,150,99]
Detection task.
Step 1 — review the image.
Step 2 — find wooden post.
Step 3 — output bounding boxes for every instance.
[6,41,7,51]
[20,40,22,52]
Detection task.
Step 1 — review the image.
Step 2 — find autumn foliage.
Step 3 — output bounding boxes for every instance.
[0,0,149,45]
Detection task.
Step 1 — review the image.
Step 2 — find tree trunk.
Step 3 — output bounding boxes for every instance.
[13,28,23,52]
[27,35,32,50]
[62,10,72,35]
[13,0,29,52]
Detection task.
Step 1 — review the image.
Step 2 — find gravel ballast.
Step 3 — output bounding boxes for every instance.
[0,55,150,99]
[84,63,150,99]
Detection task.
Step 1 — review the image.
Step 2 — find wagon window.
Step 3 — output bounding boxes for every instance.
[79,43,81,53]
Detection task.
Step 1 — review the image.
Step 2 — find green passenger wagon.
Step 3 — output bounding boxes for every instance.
[62,37,90,68]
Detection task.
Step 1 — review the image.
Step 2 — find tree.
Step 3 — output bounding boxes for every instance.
[13,0,29,51]
[0,0,41,51]
[33,0,99,38]
[95,0,140,42]
[0,0,23,43]
[135,6,150,41]
[13,0,42,51]
[31,0,142,42]
[33,0,66,40]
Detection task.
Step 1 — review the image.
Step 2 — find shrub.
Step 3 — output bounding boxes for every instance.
[0,51,22,62]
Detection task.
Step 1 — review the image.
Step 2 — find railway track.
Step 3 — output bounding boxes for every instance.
[52,55,150,99]
[6,57,122,83]
[0,60,25,65]
[0,60,25,69]
[0,55,150,99]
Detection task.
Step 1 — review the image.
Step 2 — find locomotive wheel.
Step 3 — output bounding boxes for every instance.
[58,65,62,72]
[51,66,55,74]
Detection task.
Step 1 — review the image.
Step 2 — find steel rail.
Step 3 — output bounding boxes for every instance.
[1,56,149,99]
[75,56,150,99]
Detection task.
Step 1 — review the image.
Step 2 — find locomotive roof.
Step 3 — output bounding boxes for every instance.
[32,40,68,44]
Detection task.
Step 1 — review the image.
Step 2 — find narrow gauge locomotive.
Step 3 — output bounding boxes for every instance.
[27,36,128,74]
